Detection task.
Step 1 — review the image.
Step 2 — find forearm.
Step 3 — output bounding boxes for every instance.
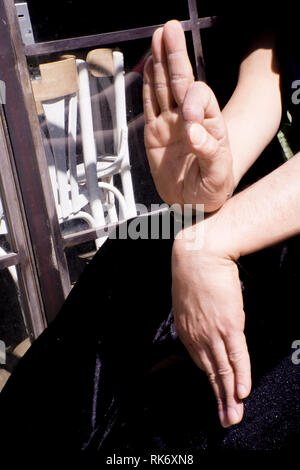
[213,152,300,259]
[221,34,282,188]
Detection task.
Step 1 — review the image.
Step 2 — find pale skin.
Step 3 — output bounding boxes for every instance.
[143,20,295,428]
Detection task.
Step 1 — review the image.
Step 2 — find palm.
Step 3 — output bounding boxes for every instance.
[145,100,231,210]
[145,108,190,205]
[143,20,233,212]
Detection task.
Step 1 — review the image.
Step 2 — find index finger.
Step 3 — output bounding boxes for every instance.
[143,56,160,123]
[162,20,194,106]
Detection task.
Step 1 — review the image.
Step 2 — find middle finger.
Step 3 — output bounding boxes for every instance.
[163,20,194,106]
[209,340,244,427]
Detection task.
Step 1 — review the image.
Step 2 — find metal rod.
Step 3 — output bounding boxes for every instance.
[188,0,206,81]
[63,224,117,248]
[24,17,216,57]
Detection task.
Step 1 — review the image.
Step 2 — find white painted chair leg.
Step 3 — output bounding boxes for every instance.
[113,51,137,219]
[77,60,106,229]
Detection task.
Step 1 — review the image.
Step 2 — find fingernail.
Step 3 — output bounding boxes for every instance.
[187,122,205,145]
[237,384,248,399]
[226,407,239,426]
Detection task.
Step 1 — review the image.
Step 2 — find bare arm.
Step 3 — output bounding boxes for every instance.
[217,152,300,259]
[172,152,300,427]
[222,32,282,186]
[144,21,282,211]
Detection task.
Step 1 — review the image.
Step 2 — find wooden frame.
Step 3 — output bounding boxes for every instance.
[0,0,71,326]
[0,108,47,338]
[0,0,214,326]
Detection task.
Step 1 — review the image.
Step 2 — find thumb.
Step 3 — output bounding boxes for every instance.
[182,81,226,143]
[186,122,219,161]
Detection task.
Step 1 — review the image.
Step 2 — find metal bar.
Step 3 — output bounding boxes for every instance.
[24,17,216,57]
[63,207,169,247]
[63,224,117,248]
[188,0,206,81]
[0,0,71,324]
[15,2,40,79]
[15,2,35,46]
[0,253,19,270]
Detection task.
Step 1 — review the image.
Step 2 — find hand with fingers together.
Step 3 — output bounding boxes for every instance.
[171,211,251,428]
[143,20,234,212]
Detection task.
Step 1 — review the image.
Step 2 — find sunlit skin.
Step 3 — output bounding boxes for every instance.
[143,22,234,212]
[142,20,300,428]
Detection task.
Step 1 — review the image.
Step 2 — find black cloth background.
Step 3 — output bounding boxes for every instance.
[1,213,300,464]
[1,10,300,465]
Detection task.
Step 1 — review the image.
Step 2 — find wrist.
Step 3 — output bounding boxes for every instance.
[174,197,241,261]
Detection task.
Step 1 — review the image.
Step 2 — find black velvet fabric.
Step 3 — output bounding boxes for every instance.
[0,212,300,463]
[1,15,300,462]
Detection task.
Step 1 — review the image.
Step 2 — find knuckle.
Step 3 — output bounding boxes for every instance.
[229,311,245,328]
[221,317,243,336]
[201,137,218,158]
[154,81,168,91]
[198,327,210,344]
[143,96,152,107]
[194,80,211,95]
[170,71,189,82]
[228,348,245,364]
[187,331,202,347]
[180,320,210,345]
[219,323,236,338]
[216,366,232,378]
[174,320,198,346]
[207,371,217,385]
[183,104,204,122]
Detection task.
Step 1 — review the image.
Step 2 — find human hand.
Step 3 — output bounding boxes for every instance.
[171,212,251,427]
[143,20,234,212]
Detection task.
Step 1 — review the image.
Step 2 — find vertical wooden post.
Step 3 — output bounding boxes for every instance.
[0,0,71,325]
[0,110,46,339]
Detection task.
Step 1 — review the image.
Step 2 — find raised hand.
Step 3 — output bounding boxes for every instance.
[143,20,234,212]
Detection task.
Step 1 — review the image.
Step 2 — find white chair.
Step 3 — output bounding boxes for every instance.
[85,48,137,221]
[31,54,136,249]
[0,196,28,337]
[0,196,18,286]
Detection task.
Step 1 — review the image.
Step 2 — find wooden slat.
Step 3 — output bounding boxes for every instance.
[24,18,217,57]
[63,224,116,248]
[0,252,19,270]
[31,57,79,102]
[86,49,114,77]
